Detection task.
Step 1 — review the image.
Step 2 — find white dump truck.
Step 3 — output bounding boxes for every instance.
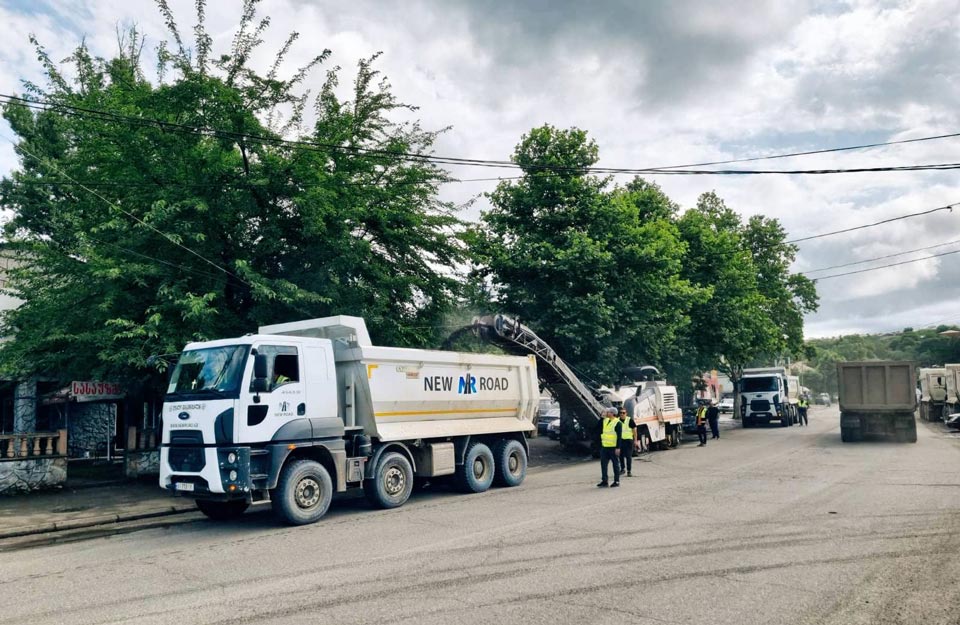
[740,367,800,428]
[160,316,538,525]
[917,366,947,422]
[944,364,960,418]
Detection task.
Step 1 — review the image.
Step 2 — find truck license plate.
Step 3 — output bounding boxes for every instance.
[175,482,194,492]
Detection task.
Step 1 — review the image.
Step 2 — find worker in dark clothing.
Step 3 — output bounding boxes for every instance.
[618,408,638,477]
[597,408,621,488]
[798,396,809,426]
[696,403,708,447]
[707,400,720,439]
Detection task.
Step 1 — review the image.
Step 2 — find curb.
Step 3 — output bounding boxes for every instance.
[0,503,198,540]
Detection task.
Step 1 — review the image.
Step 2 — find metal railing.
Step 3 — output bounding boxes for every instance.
[0,430,67,460]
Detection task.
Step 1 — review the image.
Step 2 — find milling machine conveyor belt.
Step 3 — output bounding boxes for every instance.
[470,314,608,428]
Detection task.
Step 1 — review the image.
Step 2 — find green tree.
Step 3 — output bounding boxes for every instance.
[473,126,694,383]
[672,192,818,415]
[0,1,465,398]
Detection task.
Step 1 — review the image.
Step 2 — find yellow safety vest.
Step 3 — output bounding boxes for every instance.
[620,418,633,443]
[601,418,619,448]
[696,406,707,425]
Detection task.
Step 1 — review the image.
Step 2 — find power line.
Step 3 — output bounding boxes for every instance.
[786,203,956,244]
[649,132,960,170]
[811,247,960,281]
[5,93,960,177]
[801,238,960,274]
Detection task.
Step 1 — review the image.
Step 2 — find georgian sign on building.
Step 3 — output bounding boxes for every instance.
[70,381,124,403]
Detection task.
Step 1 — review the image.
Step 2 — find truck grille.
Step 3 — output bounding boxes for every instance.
[169,447,206,472]
[750,399,771,412]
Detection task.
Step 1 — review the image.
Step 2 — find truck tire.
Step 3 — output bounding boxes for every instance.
[896,418,918,444]
[668,427,681,448]
[492,439,527,487]
[742,418,751,429]
[639,429,653,452]
[364,451,414,508]
[272,459,333,526]
[781,414,790,427]
[455,441,495,493]
[841,425,852,443]
[196,499,249,521]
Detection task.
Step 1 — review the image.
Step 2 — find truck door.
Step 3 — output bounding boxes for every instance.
[240,344,306,444]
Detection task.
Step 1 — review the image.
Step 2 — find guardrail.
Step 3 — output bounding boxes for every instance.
[0,430,67,459]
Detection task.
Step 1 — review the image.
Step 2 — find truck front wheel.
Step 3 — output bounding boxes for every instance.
[272,459,333,525]
[455,442,495,493]
[492,439,527,487]
[364,451,414,508]
[196,499,249,521]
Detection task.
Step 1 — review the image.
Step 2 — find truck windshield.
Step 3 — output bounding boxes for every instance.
[742,377,778,393]
[167,345,249,398]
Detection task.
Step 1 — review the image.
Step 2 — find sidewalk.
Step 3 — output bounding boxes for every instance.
[0,476,198,540]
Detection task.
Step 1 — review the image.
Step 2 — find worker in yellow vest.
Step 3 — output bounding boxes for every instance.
[798,396,809,426]
[696,403,708,447]
[618,408,638,477]
[597,408,622,488]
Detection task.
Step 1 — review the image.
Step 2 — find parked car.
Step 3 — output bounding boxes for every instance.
[537,408,561,435]
[547,418,561,439]
[816,392,831,406]
[718,396,734,413]
[682,405,699,434]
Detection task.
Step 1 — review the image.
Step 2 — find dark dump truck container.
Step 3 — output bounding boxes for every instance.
[836,361,917,443]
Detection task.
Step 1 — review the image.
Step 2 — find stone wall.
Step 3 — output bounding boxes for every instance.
[68,403,116,458]
[0,457,67,495]
[125,450,160,479]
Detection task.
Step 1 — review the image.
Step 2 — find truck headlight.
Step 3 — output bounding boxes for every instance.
[227,452,237,464]
[229,470,238,481]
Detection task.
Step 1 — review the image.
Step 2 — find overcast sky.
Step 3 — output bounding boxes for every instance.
[2,0,959,338]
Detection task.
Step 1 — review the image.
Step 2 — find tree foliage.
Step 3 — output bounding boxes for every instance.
[0,0,466,391]
[803,327,960,395]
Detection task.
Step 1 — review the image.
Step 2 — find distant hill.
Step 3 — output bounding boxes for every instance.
[802,326,960,395]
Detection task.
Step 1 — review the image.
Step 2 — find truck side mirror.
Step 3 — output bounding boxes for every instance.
[254,353,268,380]
[252,353,269,397]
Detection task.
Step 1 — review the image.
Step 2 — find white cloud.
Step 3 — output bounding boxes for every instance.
[1,0,958,338]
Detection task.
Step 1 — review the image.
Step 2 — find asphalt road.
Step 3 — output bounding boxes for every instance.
[3,406,960,625]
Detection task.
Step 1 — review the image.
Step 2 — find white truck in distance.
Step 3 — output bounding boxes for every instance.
[160,316,538,525]
[945,364,960,418]
[740,367,800,428]
[917,367,947,422]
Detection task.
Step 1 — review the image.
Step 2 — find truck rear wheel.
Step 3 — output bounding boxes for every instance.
[668,427,681,448]
[272,459,333,525]
[455,441,495,493]
[896,418,917,443]
[841,425,852,442]
[493,439,527,487]
[364,451,414,508]
[196,499,249,521]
